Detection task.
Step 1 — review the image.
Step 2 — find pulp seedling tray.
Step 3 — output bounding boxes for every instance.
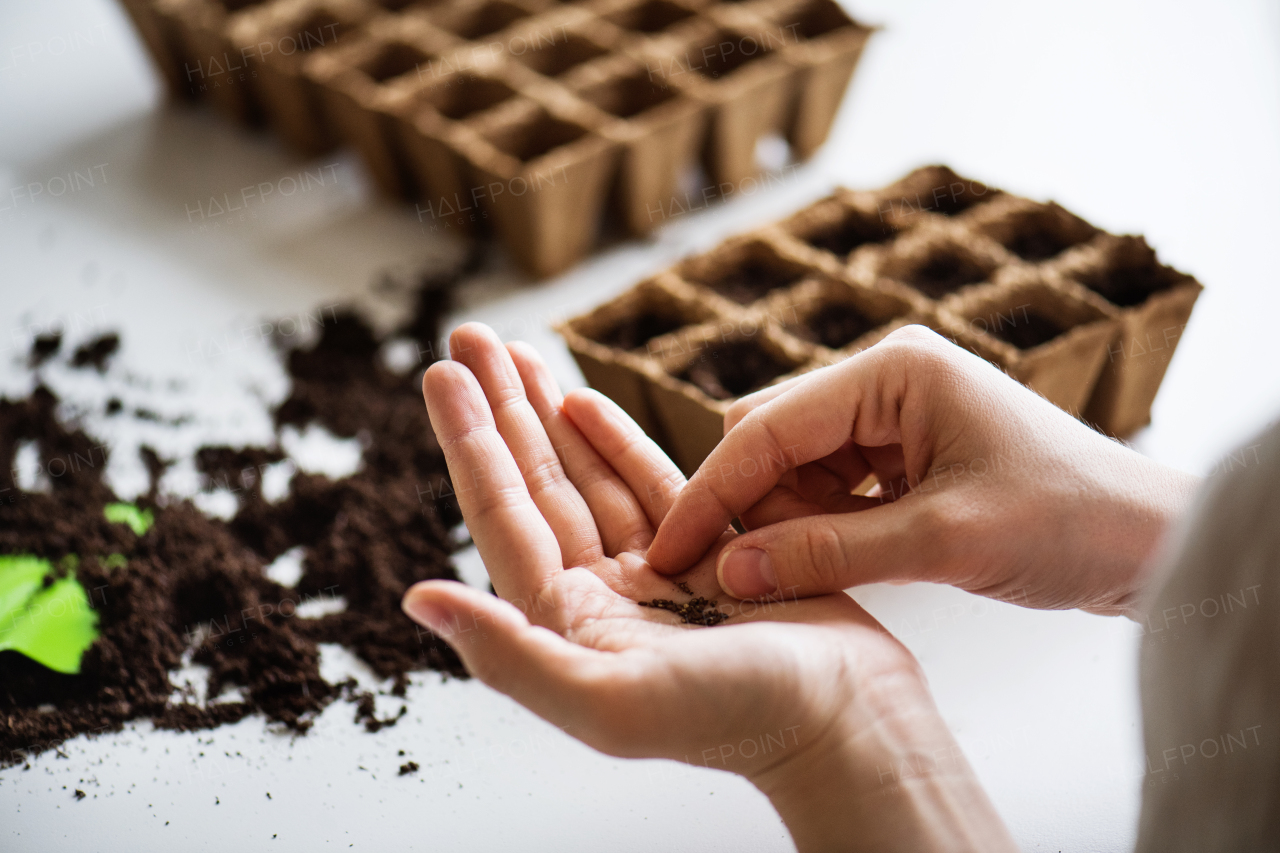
[557,165,1204,473]
[118,0,875,277]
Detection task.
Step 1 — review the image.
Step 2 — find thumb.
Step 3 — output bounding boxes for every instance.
[715,504,935,600]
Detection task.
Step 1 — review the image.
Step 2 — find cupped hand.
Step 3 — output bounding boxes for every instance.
[402,323,1013,853]
[648,325,1199,617]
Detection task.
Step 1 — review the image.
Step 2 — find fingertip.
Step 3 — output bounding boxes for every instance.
[449,321,498,361]
[505,339,541,365]
[401,580,461,637]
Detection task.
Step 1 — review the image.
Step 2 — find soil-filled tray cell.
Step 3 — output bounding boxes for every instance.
[596,310,692,351]
[979,202,1099,263]
[881,238,997,300]
[948,279,1117,414]
[876,165,1001,223]
[1065,236,1187,308]
[680,239,814,306]
[978,306,1066,350]
[792,204,895,260]
[788,300,877,349]
[674,338,798,399]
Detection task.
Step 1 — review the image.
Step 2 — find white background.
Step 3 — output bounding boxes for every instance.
[2,0,1279,850]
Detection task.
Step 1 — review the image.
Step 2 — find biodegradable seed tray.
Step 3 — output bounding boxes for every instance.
[557,166,1204,473]
[118,0,875,277]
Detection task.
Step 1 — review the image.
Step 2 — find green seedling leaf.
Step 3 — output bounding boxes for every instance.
[104,502,154,536]
[102,554,127,571]
[0,555,100,674]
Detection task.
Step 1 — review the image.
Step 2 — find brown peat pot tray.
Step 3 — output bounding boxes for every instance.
[120,0,875,277]
[558,166,1204,472]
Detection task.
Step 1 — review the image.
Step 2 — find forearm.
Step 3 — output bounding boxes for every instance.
[754,672,1017,853]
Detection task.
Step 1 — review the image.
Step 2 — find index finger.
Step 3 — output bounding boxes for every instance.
[647,328,947,573]
[423,360,563,604]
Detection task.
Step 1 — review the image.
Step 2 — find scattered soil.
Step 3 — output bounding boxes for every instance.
[69,333,120,372]
[984,308,1065,350]
[0,260,476,768]
[597,311,686,351]
[399,761,419,776]
[29,333,62,367]
[677,340,794,400]
[792,302,878,349]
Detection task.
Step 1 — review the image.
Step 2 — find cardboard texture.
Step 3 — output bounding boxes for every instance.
[558,166,1205,471]
[1053,234,1203,436]
[230,0,373,154]
[119,0,874,277]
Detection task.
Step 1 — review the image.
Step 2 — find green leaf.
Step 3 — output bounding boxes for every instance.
[0,555,100,674]
[104,502,154,536]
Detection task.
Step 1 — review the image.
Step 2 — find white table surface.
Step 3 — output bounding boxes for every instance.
[2,0,1279,850]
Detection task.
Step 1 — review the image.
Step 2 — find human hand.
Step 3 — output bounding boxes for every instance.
[647,325,1198,618]
[402,323,1014,853]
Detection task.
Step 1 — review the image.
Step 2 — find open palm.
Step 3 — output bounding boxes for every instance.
[407,323,917,783]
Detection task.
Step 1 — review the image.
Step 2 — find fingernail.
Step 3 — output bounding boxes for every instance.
[402,591,454,637]
[717,548,777,599]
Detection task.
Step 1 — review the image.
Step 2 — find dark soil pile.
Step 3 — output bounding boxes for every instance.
[0,257,478,768]
[69,333,120,372]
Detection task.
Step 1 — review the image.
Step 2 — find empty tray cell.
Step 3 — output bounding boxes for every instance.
[482,106,589,162]
[576,67,676,118]
[511,31,609,77]
[878,165,999,220]
[980,202,1098,262]
[420,71,517,120]
[434,0,528,40]
[796,205,895,259]
[283,11,358,55]
[882,239,995,299]
[773,0,854,41]
[606,0,695,34]
[682,240,812,305]
[215,0,271,11]
[360,40,435,84]
[688,27,776,80]
[675,338,798,399]
[1067,236,1186,308]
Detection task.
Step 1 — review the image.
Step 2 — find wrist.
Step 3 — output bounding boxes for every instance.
[751,668,1016,853]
